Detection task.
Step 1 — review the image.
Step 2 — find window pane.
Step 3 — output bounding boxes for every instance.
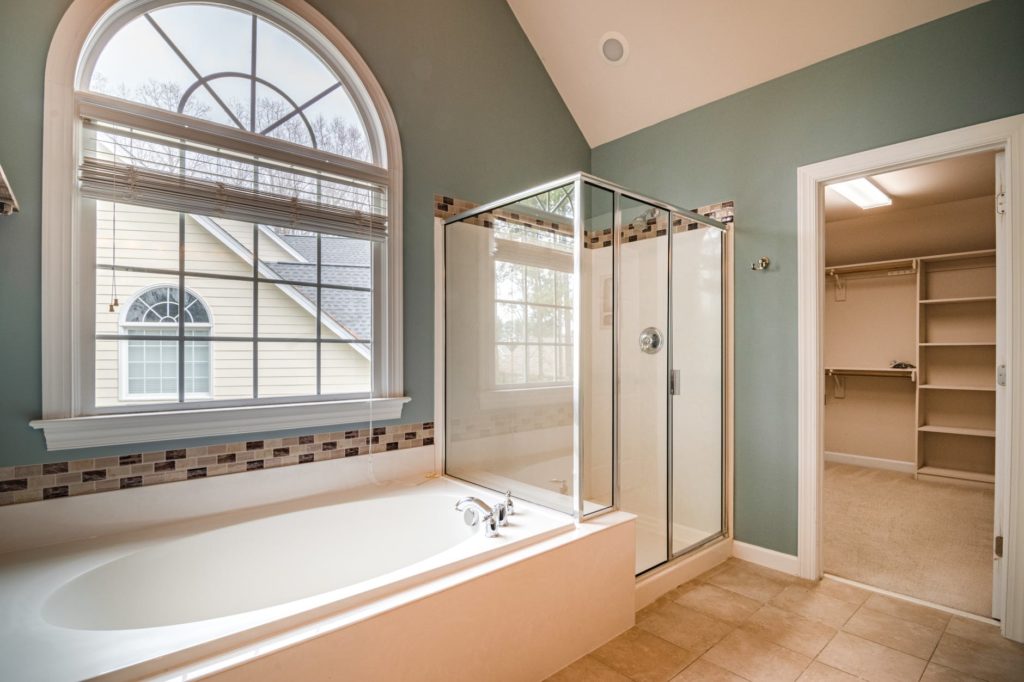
[257,281,316,339]
[127,337,178,399]
[148,5,252,87]
[192,340,254,402]
[495,303,525,342]
[96,202,180,272]
[185,340,211,395]
[258,227,317,284]
[185,276,250,336]
[526,266,559,305]
[495,344,526,385]
[320,341,372,396]
[258,342,316,397]
[185,216,255,276]
[495,260,524,300]
[527,306,556,343]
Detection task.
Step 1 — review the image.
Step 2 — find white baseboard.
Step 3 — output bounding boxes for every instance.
[825,451,917,474]
[732,541,799,576]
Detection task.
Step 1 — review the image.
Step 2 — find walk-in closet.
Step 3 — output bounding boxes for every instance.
[822,151,1002,617]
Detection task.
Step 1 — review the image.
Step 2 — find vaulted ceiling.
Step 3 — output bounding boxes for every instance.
[507,0,987,147]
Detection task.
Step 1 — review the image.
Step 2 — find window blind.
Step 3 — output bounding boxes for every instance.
[79,120,388,240]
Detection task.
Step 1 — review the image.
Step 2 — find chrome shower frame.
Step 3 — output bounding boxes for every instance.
[443,172,728,545]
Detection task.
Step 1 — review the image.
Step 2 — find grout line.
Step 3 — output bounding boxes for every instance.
[824,573,998,626]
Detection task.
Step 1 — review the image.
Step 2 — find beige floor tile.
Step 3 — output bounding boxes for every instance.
[931,632,1024,682]
[796,661,858,681]
[843,605,943,659]
[817,631,928,682]
[945,616,1024,654]
[545,655,633,682]
[703,629,812,682]
[769,585,859,629]
[637,600,734,653]
[741,604,838,658]
[813,578,871,606]
[672,582,761,626]
[919,661,984,681]
[860,593,952,631]
[707,562,792,602]
[591,627,698,682]
[671,658,746,681]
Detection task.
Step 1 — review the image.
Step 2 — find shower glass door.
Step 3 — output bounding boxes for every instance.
[617,202,726,574]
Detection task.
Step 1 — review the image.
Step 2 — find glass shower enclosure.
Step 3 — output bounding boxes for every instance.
[442,173,727,574]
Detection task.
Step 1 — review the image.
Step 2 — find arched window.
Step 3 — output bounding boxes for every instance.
[35,0,405,450]
[121,286,212,400]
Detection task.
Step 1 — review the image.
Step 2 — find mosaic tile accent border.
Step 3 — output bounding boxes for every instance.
[437,194,735,249]
[0,422,434,507]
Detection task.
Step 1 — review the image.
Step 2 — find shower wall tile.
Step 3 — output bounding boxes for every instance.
[0,421,435,508]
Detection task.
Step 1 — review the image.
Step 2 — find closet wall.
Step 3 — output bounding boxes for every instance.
[824,191,996,482]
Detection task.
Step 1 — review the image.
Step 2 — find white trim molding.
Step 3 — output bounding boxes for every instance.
[824,451,917,474]
[39,0,406,448]
[797,113,1024,642]
[30,397,409,451]
[732,541,800,576]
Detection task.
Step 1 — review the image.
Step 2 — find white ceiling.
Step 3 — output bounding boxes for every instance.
[507,0,987,147]
[824,151,997,221]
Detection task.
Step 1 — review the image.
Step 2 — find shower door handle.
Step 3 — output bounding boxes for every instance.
[639,327,663,354]
[670,369,681,395]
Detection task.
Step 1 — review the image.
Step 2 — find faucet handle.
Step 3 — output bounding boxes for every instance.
[492,502,509,527]
[504,490,515,516]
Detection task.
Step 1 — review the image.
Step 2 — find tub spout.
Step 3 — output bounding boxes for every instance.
[455,497,499,537]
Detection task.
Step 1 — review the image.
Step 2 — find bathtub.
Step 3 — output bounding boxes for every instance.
[0,469,634,682]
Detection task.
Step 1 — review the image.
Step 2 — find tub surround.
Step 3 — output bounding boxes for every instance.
[0,475,626,681]
[0,421,434,507]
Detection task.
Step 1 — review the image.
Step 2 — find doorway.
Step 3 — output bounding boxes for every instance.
[796,114,1024,641]
[821,152,999,616]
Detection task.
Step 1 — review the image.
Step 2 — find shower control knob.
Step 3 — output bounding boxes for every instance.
[639,327,663,354]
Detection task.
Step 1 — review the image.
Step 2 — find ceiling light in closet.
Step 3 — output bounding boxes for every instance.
[828,177,892,209]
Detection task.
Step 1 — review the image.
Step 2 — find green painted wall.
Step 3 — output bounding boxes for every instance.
[592,0,1024,554]
[0,0,590,464]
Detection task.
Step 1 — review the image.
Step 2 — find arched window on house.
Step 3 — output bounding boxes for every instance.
[121,286,212,400]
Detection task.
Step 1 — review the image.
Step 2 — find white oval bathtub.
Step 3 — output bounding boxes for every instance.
[44,493,476,630]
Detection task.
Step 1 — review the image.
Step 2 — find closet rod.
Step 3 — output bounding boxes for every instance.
[825,367,917,380]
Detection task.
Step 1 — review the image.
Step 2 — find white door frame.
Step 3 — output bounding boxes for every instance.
[796,114,1024,641]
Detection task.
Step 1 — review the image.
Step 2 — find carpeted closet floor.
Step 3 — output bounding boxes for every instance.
[824,462,994,616]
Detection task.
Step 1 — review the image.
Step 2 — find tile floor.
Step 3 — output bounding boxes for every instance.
[547,558,1024,682]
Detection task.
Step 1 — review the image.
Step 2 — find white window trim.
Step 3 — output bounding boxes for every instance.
[34,0,405,451]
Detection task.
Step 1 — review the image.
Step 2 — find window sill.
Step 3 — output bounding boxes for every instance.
[29,397,411,452]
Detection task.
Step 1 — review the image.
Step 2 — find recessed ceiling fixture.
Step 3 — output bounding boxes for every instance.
[828,177,892,209]
[599,32,629,65]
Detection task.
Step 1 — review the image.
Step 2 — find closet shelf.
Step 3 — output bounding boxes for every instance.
[920,296,996,304]
[918,425,995,438]
[825,367,916,379]
[919,384,995,391]
[825,257,916,276]
[917,466,994,485]
[919,342,995,347]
